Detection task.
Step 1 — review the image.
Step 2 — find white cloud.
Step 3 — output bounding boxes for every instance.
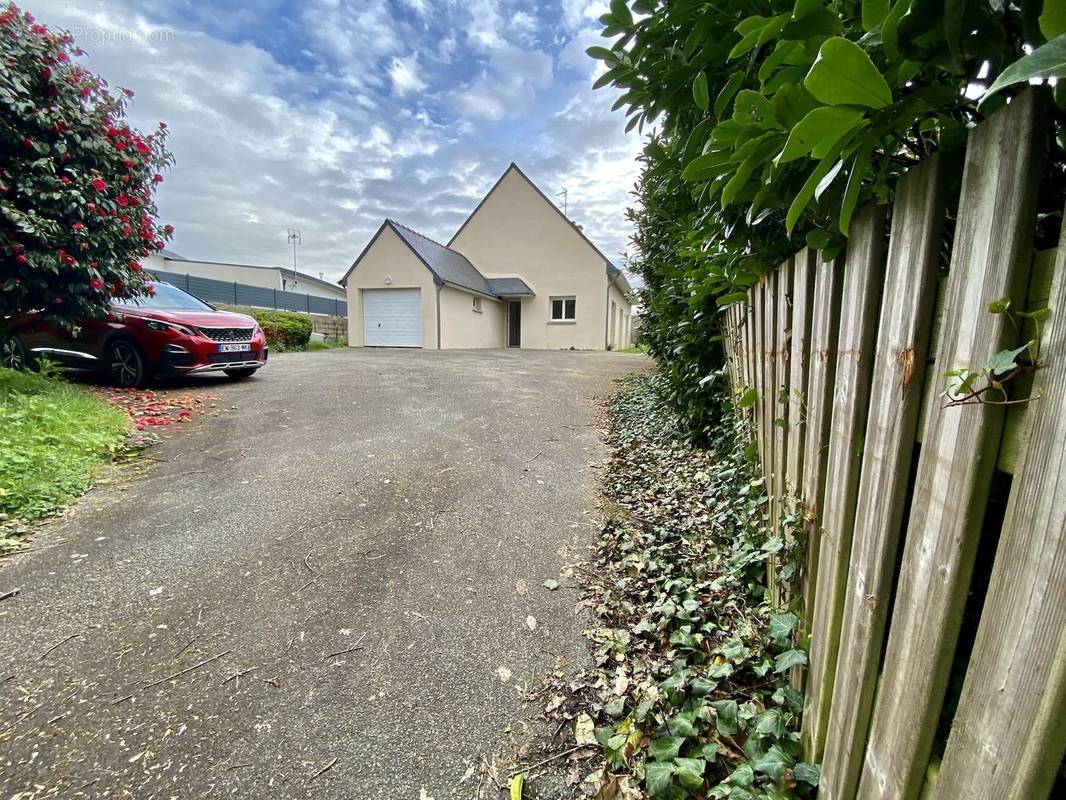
[23,0,640,281]
[388,54,427,95]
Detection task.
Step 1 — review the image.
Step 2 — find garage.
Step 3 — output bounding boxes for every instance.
[362,288,422,347]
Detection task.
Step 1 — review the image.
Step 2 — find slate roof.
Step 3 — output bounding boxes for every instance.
[387,221,496,297]
[486,277,534,296]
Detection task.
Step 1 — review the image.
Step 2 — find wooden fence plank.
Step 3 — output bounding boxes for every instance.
[786,250,816,500]
[857,89,1046,800]
[765,272,778,521]
[799,254,844,633]
[774,259,793,520]
[802,205,887,759]
[753,284,767,478]
[933,214,1066,800]
[819,157,946,800]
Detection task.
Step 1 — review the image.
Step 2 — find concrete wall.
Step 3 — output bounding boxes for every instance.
[345,226,439,349]
[608,280,631,348]
[439,285,506,348]
[449,167,609,350]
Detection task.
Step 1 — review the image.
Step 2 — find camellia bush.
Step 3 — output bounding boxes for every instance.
[0,2,173,322]
[592,0,1066,435]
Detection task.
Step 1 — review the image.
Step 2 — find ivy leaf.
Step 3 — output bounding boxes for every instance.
[646,761,675,796]
[984,34,1066,98]
[668,712,698,737]
[674,757,707,790]
[710,699,739,734]
[777,107,866,164]
[804,37,893,108]
[794,762,822,786]
[753,708,787,738]
[985,342,1032,377]
[767,611,798,647]
[693,72,710,112]
[774,648,808,672]
[650,736,685,761]
[751,744,794,782]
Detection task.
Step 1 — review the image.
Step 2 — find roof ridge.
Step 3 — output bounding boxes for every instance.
[387,219,457,252]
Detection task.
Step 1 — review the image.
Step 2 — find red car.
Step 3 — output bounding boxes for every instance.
[0,281,268,387]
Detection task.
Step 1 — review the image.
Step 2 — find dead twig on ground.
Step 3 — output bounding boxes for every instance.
[0,703,41,733]
[309,757,338,781]
[144,650,231,689]
[523,450,543,464]
[303,552,318,576]
[506,744,589,778]
[297,578,317,593]
[40,633,80,660]
[0,587,20,602]
[171,635,199,659]
[221,667,257,686]
[111,694,134,706]
[324,645,365,659]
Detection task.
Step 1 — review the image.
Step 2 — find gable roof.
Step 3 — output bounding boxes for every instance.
[448,162,622,279]
[339,219,497,297]
[486,277,534,297]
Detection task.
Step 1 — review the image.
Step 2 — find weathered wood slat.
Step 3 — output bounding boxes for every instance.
[803,205,887,759]
[819,158,947,800]
[765,272,778,518]
[799,254,844,632]
[857,89,1046,800]
[774,259,792,523]
[753,284,767,478]
[933,213,1066,800]
[786,250,816,500]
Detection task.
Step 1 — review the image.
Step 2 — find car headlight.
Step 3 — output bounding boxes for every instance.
[144,318,197,336]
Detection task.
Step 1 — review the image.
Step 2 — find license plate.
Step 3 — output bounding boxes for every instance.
[218,343,251,353]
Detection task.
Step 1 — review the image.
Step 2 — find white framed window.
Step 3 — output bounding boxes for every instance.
[550,296,576,321]
[472,296,482,313]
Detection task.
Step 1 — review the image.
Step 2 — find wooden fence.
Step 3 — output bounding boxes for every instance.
[721,89,1066,800]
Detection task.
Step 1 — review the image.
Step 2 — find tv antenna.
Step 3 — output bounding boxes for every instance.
[556,188,568,217]
[286,227,301,289]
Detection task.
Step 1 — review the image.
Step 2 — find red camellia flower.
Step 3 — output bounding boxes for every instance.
[130,261,142,273]
[72,222,85,231]
[60,175,71,185]
[146,283,156,296]
[152,174,164,184]
[135,140,149,154]
[21,137,33,149]
[117,195,129,207]
[122,224,132,236]
[89,277,103,291]
[90,178,107,191]
[15,254,27,265]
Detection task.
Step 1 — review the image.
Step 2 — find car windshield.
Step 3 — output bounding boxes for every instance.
[113,282,212,310]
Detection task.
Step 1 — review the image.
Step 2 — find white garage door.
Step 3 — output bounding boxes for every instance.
[362,288,422,347]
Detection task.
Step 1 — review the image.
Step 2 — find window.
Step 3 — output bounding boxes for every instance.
[550,296,576,321]
[472,296,482,313]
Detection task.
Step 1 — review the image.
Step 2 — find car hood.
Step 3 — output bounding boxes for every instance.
[119,308,257,328]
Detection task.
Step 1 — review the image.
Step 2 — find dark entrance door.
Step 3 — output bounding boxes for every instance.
[507,301,521,347]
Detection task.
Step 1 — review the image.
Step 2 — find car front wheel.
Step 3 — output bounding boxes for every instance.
[223,367,258,380]
[106,339,149,388]
[1,333,29,370]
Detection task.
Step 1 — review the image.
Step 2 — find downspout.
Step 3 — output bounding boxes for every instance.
[605,267,622,350]
[436,281,443,350]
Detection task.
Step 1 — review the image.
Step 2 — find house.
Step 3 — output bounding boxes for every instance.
[143,250,347,303]
[340,163,634,350]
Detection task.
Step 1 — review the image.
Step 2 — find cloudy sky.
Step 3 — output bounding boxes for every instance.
[28,0,643,283]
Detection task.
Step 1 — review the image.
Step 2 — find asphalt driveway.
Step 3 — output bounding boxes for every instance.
[0,348,648,799]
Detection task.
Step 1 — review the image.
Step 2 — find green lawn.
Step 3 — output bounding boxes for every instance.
[0,367,130,545]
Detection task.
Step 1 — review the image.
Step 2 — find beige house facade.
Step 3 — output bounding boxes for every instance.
[341,164,634,350]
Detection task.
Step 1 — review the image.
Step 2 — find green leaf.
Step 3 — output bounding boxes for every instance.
[882,0,912,60]
[776,106,865,163]
[668,712,698,737]
[988,296,1012,314]
[715,72,745,118]
[804,38,893,109]
[682,150,733,182]
[733,90,780,129]
[586,46,618,62]
[781,7,843,40]
[774,648,808,672]
[806,229,832,249]
[646,762,675,796]
[1042,1,1066,40]
[718,291,749,306]
[752,744,794,781]
[610,0,633,27]
[985,342,1033,376]
[710,699,739,734]
[768,611,798,646]
[984,34,1066,98]
[693,72,710,111]
[753,708,787,738]
[862,0,891,29]
[794,762,821,786]
[737,388,759,408]
[674,757,707,790]
[839,144,873,235]
[785,128,856,234]
[650,736,685,761]
[729,26,765,60]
